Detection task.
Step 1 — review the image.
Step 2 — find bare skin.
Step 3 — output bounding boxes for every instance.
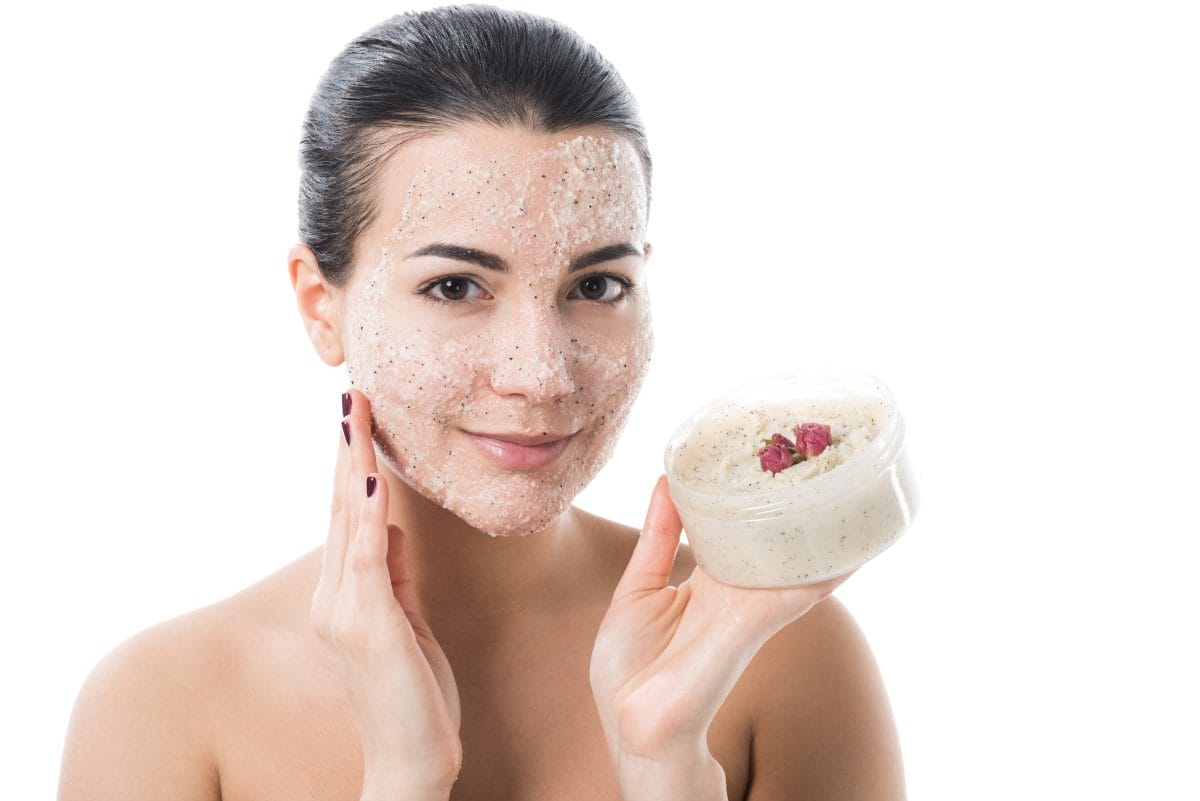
[58,124,905,800]
[58,493,896,800]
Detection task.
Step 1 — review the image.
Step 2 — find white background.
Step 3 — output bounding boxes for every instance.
[3,1,1197,798]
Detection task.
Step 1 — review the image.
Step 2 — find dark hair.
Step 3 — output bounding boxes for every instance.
[298,4,653,287]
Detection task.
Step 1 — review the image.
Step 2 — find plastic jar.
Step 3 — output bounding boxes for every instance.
[663,368,919,588]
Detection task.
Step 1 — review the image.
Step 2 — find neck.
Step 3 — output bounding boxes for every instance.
[379,462,591,636]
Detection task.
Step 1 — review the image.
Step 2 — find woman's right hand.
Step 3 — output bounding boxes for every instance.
[311,389,463,796]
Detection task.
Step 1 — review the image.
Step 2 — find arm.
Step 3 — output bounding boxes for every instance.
[744,597,905,801]
[57,621,221,801]
[590,476,857,801]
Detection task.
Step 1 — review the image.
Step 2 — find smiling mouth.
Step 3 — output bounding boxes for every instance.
[462,430,576,470]
[465,430,576,446]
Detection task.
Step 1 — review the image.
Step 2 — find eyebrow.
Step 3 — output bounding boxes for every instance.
[405,242,642,273]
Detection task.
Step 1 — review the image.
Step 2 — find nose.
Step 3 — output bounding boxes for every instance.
[487,304,578,403]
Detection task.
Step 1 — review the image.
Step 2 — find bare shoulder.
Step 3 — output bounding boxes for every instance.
[59,602,227,800]
[571,505,698,588]
[59,549,321,801]
[740,596,906,801]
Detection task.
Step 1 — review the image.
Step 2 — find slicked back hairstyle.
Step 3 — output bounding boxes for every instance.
[298,4,652,286]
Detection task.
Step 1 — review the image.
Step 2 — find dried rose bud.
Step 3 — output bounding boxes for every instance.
[758,442,794,474]
[769,432,795,451]
[793,422,832,459]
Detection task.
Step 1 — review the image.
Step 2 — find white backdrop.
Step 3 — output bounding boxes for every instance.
[3,1,1197,798]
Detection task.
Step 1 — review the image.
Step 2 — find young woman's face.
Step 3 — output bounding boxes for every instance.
[340,124,652,537]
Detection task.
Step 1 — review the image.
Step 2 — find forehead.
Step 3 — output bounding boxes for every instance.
[364,123,649,264]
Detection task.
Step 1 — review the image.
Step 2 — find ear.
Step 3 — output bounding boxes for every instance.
[643,241,653,263]
[288,243,346,367]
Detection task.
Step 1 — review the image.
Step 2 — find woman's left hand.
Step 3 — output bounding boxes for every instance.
[589,475,853,774]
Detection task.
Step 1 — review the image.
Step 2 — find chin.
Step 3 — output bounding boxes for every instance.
[459,506,567,539]
[371,430,583,538]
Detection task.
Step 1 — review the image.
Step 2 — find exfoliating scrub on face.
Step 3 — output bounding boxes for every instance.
[344,128,653,538]
[664,370,918,588]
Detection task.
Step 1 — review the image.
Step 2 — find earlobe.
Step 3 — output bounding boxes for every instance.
[288,243,346,367]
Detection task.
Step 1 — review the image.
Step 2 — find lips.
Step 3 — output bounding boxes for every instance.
[463,430,576,470]
[468,431,574,446]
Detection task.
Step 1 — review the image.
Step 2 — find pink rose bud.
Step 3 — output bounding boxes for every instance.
[770,432,795,451]
[793,422,832,459]
[758,442,794,474]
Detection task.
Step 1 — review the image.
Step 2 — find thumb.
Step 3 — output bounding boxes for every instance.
[385,524,422,618]
[613,475,684,599]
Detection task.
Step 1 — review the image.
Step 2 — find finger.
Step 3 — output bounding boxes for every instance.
[321,391,354,593]
[347,471,398,614]
[613,475,683,599]
[386,523,428,629]
[341,388,382,585]
[385,523,413,595]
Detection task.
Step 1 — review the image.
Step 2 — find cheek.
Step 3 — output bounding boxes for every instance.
[341,303,653,536]
[345,300,653,435]
[567,313,654,427]
[344,323,480,455]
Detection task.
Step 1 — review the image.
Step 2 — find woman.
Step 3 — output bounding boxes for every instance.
[58,7,904,800]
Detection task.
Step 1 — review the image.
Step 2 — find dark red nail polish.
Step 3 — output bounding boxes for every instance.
[342,392,351,416]
[342,420,351,445]
[366,475,377,497]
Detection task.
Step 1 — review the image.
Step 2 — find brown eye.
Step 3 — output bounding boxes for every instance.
[568,272,631,303]
[578,275,607,300]
[439,277,469,300]
[418,275,487,304]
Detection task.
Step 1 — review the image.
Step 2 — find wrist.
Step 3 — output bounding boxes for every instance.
[611,740,729,801]
[360,763,455,801]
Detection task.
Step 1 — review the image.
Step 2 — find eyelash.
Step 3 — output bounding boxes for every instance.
[415,271,637,306]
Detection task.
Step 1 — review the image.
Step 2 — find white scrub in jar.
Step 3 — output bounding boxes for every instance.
[673,395,891,491]
[341,125,653,537]
[664,371,918,587]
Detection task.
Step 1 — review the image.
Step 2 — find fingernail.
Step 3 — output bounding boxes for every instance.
[342,420,351,445]
[342,391,352,416]
[366,475,378,497]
